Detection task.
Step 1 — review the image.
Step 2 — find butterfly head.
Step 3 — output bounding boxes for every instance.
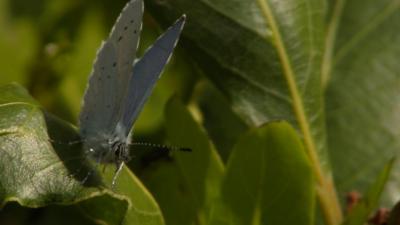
[84,134,130,164]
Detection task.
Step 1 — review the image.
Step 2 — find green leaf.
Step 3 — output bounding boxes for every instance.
[0,83,164,225]
[324,1,400,203]
[146,0,342,223]
[161,97,225,224]
[210,121,314,225]
[343,159,394,225]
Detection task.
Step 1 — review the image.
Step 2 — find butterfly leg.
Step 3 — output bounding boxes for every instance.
[111,161,124,190]
[48,138,82,145]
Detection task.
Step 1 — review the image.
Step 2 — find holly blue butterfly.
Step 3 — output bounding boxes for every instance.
[79,0,186,186]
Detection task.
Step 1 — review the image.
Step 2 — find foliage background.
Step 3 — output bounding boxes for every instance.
[0,0,400,224]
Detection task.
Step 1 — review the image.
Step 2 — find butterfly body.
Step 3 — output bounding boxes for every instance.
[78,0,185,185]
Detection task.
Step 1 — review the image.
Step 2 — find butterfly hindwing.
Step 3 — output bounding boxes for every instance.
[118,16,186,136]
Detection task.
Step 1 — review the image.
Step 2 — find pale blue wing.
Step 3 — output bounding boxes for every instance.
[79,41,119,137]
[79,0,143,137]
[118,15,186,136]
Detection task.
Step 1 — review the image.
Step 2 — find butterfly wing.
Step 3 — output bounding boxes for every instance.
[79,41,119,137]
[109,0,143,109]
[79,0,143,138]
[117,15,186,136]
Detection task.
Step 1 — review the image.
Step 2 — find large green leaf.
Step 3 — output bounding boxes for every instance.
[0,83,164,225]
[146,0,342,223]
[210,121,315,225]
[324,0,400,203]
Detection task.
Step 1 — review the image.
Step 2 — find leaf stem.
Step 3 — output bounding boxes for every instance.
[255,0,343,224]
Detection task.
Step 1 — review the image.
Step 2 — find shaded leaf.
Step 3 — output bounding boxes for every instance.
[0,202,97,225]
[163,97,225,224]
[146,0,327,158]
[193,80,249,162]
[140,160,198,225]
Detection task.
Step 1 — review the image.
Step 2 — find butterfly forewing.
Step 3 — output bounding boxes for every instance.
[109,0,143,110]
[79,0,143,138]
[118,16,186,136]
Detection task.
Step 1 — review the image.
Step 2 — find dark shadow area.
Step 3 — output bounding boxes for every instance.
[43,111,103,188]
[127,139,192,173]
[0,202,96,225]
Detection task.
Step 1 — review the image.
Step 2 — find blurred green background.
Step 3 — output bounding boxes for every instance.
[0,0,233,224]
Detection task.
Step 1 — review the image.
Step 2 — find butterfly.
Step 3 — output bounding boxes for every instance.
[78,0,186,186]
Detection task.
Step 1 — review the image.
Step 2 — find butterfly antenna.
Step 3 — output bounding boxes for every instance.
[48,138,83,146]
[129,142,192,152]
